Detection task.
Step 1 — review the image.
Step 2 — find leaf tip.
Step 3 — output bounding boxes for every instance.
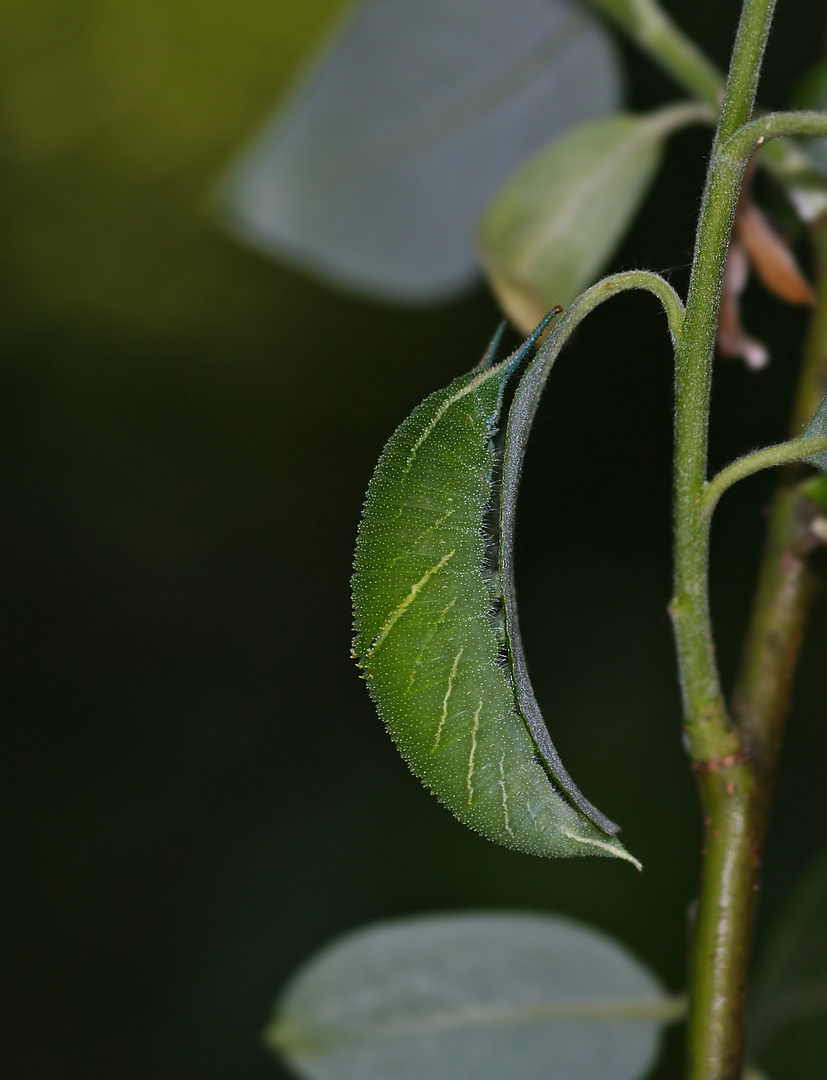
[561,828,642,870]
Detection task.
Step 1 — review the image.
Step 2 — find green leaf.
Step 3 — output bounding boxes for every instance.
[351,316,638,865]
[477,106,703,328]
[779,61,827,222]
[267,913,681,1080]
[791,61,827,178]
[216,0,620,302]
[801,473,827,512]
[747,850,827,1078]
[802,394,827,470]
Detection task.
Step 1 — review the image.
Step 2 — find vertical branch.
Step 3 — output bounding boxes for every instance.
[688,213,827,1080]
[591,0,724,107]
[733,220,827,817]
[667,3,778,1079]
[671,0,778,762]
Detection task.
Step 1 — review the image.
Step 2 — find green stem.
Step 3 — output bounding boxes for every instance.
[726,111,827,200]
[672,0,778,756]
[703,436,827,514]
[551,268,685,344]
[506,272,684,478]
[687,763,759,1080]
[592,0,820,188]
[591,0,724,107]
[576,5,824,1078]
[724,110,827,155]
[669,2,778,1078]
[732,487,823,801]
[671,0,778,765]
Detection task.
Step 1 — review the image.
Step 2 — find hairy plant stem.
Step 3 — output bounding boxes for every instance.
[593,0,821,194]
[703,434,827,513]
[545,269,685,350]
[575,3,826,1075]
[672,0,777,765]
[668,1,778,1077]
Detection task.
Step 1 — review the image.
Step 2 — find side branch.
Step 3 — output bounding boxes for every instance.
[702,436,827,515]
[723,110,827,161]
[732,216,827,813]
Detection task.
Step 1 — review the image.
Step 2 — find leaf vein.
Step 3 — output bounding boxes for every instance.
[466,700,484,804]
[499,752,514,837]
[408,598,458,690]
[367,551,456,658]
[433,647,464,748]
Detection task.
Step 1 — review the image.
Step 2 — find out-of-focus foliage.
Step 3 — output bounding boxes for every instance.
[803,394,827,469]
[269,913,673,1080]
[748,849,827,1080]
[477,110,678,328]
[802,473,827,512]
[217,0,620,303]
[791,59,827,177]
[0,0,347,332]
[3,4,827,1080]
[0,0,346,167]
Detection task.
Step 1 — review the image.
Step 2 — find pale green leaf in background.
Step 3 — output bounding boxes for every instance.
[791,61,827,178]
[477,103,708,330]
[216,0,620,302]
[742,1068,772,1080]
[268,912,682,1080]
[801,472,827,514]
[782,59,827,223]
[747,849,827,1079]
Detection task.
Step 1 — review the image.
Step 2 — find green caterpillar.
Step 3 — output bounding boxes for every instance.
[352,315,637,865]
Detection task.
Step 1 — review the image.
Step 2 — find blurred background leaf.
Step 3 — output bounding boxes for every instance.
[748,849,827,1080]
[801,473,827,512]
[269,913,676,1080]
[2,3,827,1080]
[803,393,827,468]
[477,105,706,328]
[216,0,620,302]
[791,58,827,178]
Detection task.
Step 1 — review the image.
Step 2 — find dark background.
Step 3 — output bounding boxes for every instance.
[3,2,826,1078]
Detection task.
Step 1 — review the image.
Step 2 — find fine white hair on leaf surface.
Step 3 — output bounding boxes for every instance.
[352,313,638,866]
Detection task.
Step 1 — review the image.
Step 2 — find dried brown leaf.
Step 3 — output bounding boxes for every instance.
[735,201,817,306]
